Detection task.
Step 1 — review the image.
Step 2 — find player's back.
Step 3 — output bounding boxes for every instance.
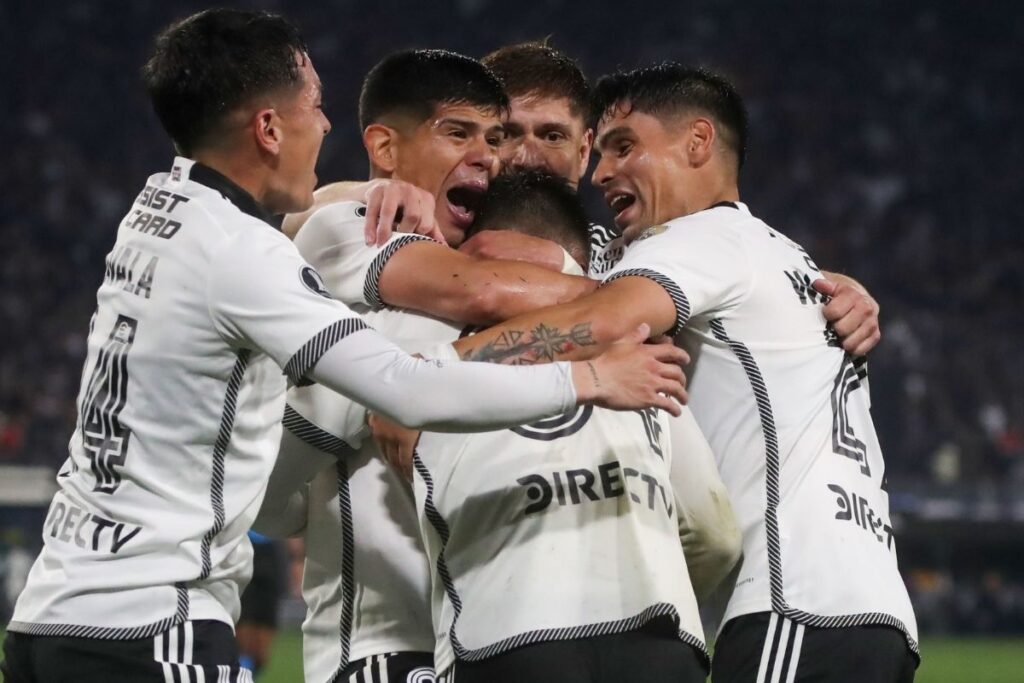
[9,158,323,635]
[414,403,707,675]
[611,202,918,652]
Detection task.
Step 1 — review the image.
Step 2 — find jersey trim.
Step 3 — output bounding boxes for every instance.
[7,583,189,640]
[708,319,920,658]
[189,163,277,228]
[282,404,356,457]
[603,268,691,336]
[327,459,358,681]
[201,349,251,579]
[363,234,436,310]
[284,319,371,386]
[413,454,709,667]
[588,222,619,251]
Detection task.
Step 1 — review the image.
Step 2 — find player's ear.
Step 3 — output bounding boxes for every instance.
[578,127,595,179]
[688,117,715,167]
[363,124,399,174]
[253,107,284,155]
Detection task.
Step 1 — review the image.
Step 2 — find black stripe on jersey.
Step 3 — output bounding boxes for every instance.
[8,582,189,640]
[707,319,920,658]
[413,454,709,667]
[325,459,358,681]
[363,234,436,310]
[603,268,691,336]
[285,319,371,386]
[283,404,356,457]
[201,350,251,579]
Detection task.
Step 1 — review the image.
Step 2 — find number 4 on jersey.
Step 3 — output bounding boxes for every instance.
[80,315,137,494]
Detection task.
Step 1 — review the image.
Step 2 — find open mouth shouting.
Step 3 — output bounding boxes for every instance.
[445,179,488,231]
[606,190,638,230]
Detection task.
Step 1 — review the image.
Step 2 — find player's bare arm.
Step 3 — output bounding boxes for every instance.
[453,275,677,364]
[458,229,568,272]
[376,240,597,326]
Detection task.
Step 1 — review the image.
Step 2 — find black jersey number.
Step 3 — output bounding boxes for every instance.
[831,354,870,476]
[80,315,137,494]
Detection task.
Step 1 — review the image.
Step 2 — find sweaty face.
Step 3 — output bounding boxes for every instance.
[394,104,503,246]
[591,107,691,243]
[499,95,591,189]
[268,53,331,214]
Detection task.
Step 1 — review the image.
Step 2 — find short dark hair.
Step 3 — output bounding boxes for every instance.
[482,42,591,122]
[592,63,748,169]
[359,50,508,131]
[468,169,591,267]
[142,9,308,156]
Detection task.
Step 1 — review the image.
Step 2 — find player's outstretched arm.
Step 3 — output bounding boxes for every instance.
[377,240,597,326]
[452,275,678,364]
[666,409,742,600]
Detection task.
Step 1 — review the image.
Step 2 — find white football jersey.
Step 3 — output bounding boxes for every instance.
[275,204,461,680]
[606,201,919,654]
[9,158,375,638]
[415,405,713,675]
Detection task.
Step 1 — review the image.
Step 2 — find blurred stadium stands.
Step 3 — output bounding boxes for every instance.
[1,0,1022,635]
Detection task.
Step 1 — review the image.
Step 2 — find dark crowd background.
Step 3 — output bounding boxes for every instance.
[1,0,1022,635]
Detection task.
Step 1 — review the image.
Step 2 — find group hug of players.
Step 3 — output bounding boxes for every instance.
[1,7,919,683]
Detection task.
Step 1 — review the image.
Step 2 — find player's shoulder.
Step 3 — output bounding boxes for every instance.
[294,201,368,252]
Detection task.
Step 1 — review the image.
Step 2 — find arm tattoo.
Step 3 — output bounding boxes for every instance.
[460,322,595,364]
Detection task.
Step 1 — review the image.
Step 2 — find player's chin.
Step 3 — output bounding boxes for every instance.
[438,215,466,247]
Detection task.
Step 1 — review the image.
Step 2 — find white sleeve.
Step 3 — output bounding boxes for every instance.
[666,408,742,600]
[603,218,752,335]
[253,427,335,538]
[293,201,435,309]
[209,226,578,430]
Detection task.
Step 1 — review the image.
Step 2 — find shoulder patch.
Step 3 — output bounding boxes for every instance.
[634,224,669,243]
[300,265,333,299]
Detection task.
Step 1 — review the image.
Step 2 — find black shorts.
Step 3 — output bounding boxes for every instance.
[238,540,286,628]
[2,620,250,683]
[711,612,917,683]
[442,619,707,683]
[334,651,434,683]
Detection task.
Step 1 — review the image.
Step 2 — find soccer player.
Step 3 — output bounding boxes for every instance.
[255,50,609,683]
[451,64,919,683]
[0,14,687,681]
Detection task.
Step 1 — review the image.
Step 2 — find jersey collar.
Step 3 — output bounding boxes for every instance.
[173,157,280,230]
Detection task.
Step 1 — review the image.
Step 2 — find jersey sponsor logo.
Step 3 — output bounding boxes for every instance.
[510,405,593,441]
[827,483,894,550]
[45,497,143,554]
[299,265,333,299]
[80,314,137,493]
[135,184,189,213]
[517,461,673,517]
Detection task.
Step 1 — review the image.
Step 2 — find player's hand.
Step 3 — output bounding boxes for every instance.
[572,324,689,416]
[363,179,445,247]
[813,278,881,357]
[458,230,565,271]
[368,411,420,481]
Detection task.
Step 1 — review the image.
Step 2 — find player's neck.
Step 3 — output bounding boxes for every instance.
[192,149,271,209]
[680,171,739,218]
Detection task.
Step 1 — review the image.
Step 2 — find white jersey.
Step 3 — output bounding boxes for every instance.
[415,405,722,675]
[9,158,374,637]
[9,159,579,642]
[606,201,919,654]
[259,203,460,681]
